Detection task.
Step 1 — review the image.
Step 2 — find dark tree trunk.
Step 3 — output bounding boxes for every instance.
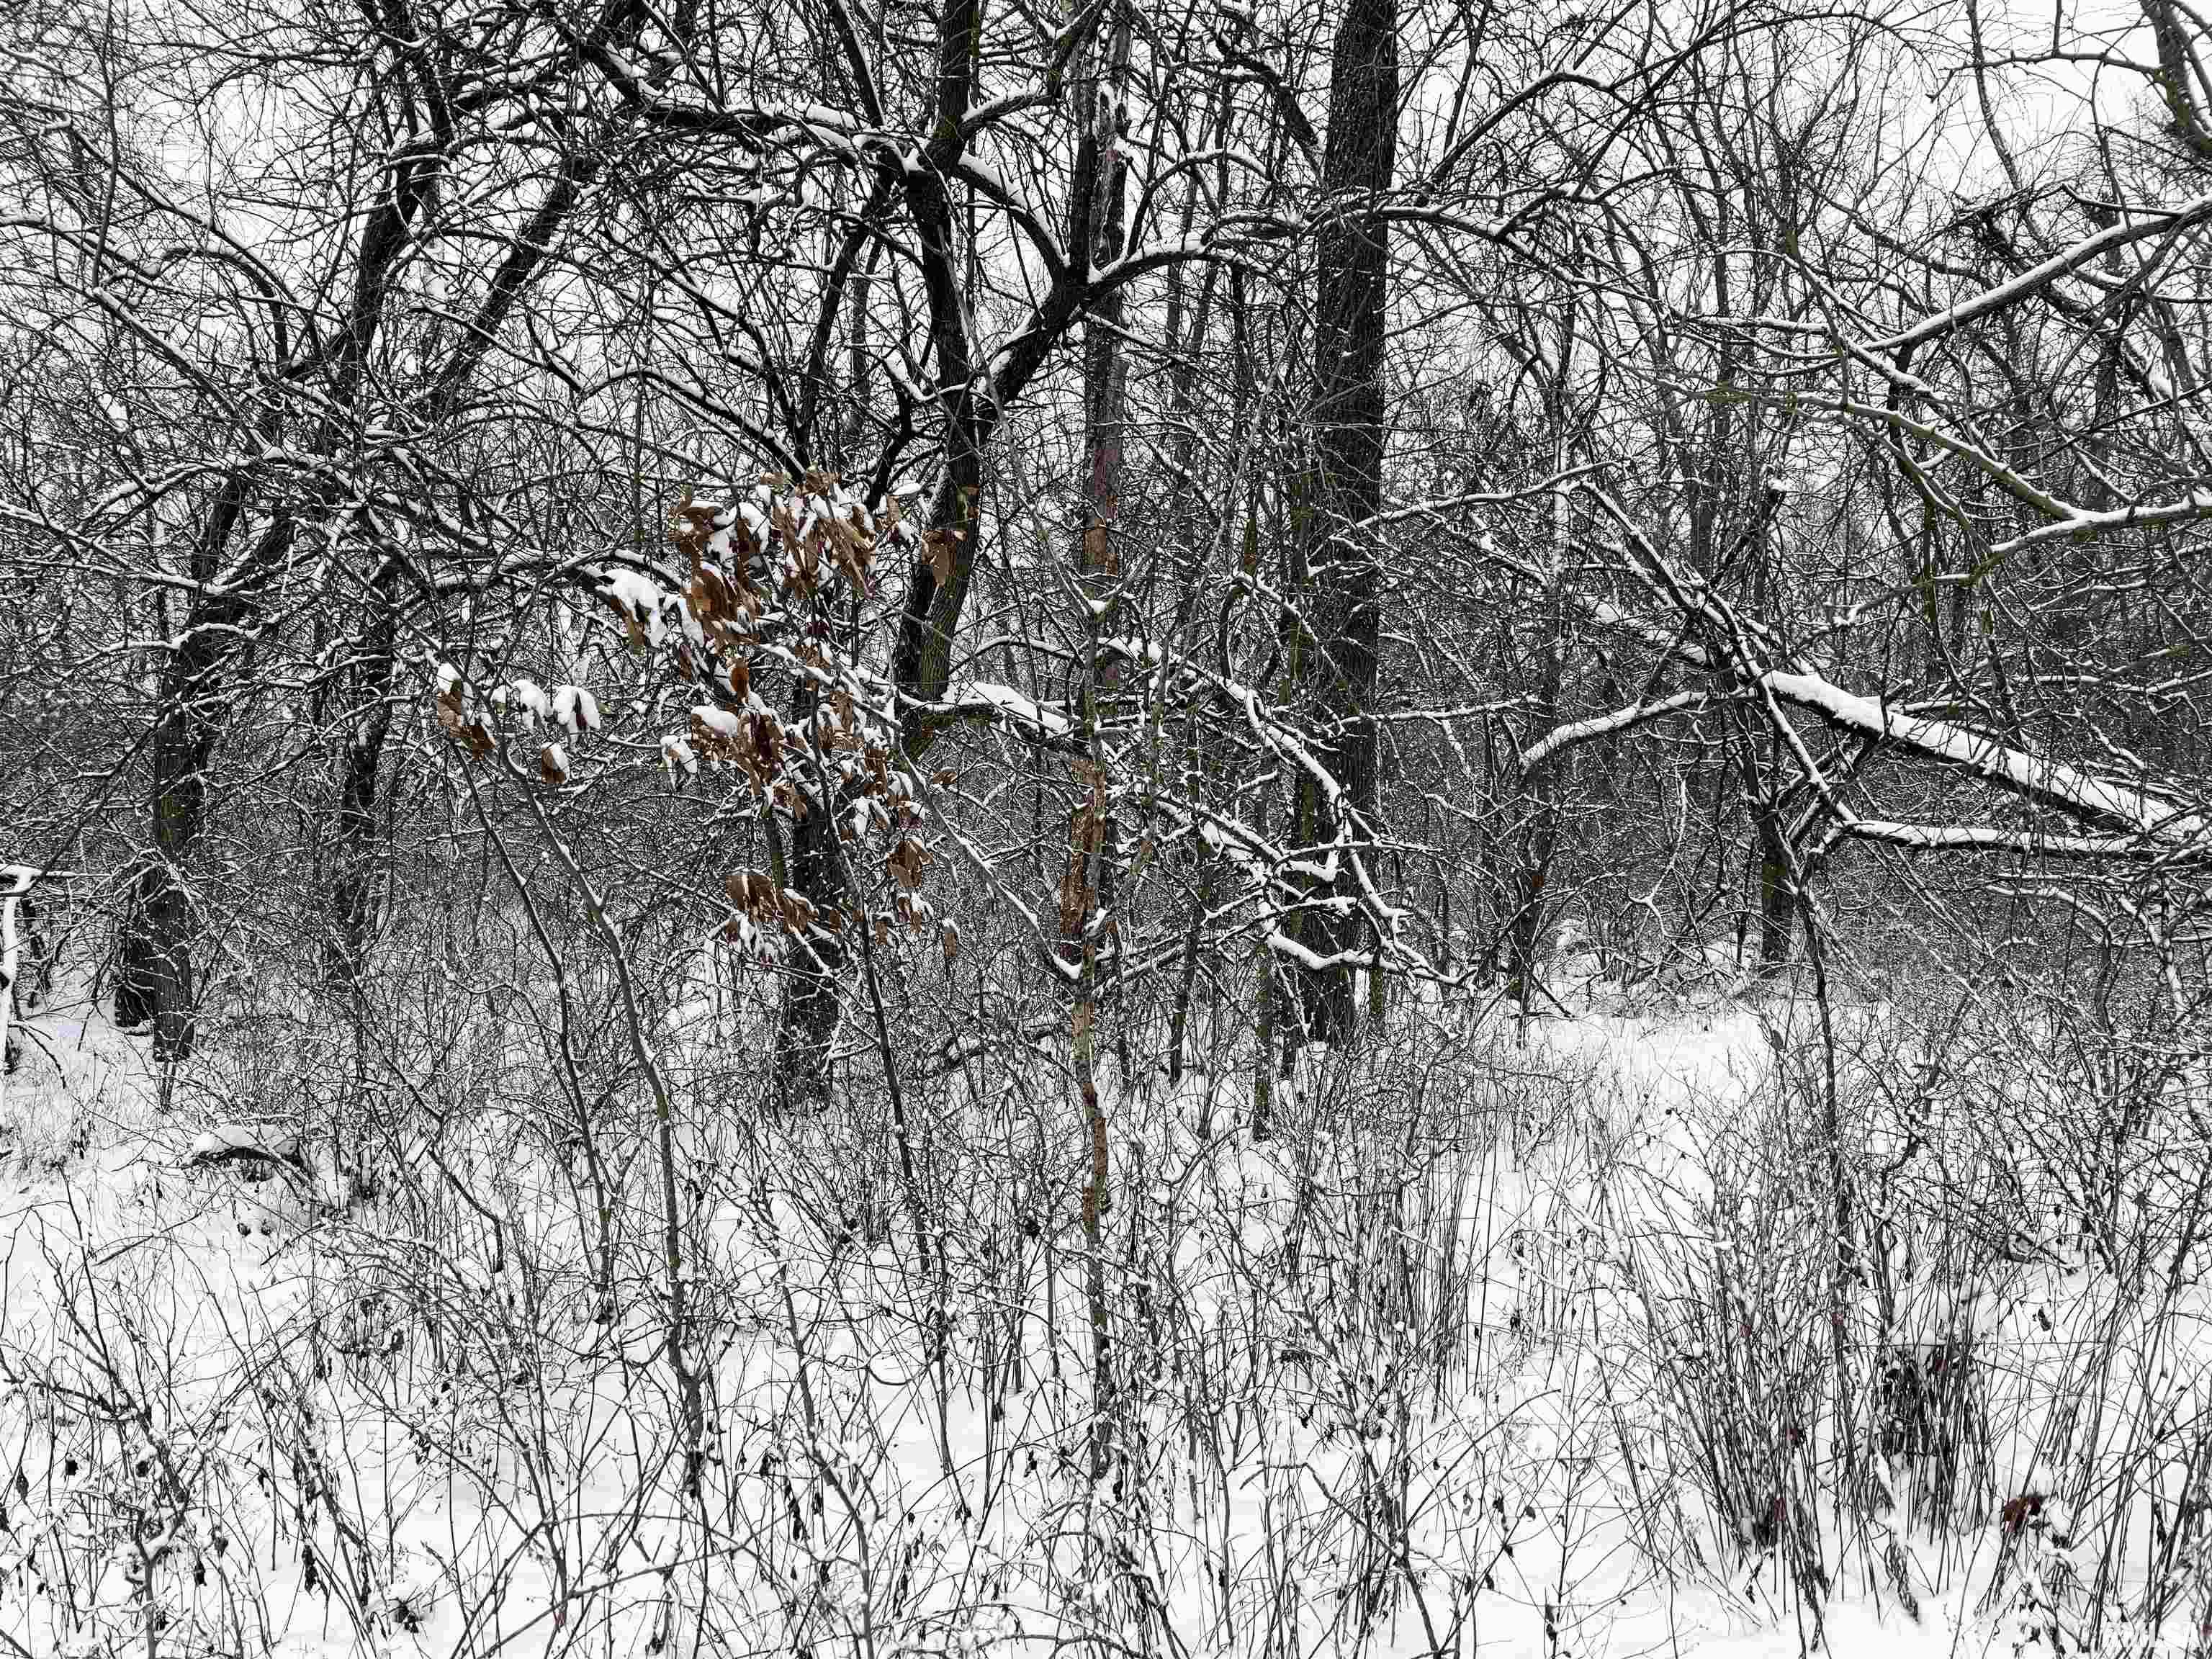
[123,42,601,1034]
[328,556,398,984]
[123,487,289,1057]
[771,775,845,1112]
[1288,0,1397,1041]
[120,111,439,1054]
[1755,809,1794,968]
[1750,742,1796,970]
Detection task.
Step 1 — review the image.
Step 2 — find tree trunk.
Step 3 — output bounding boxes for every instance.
[1750,744,1795,971]
[1072,3,1131,1476]
[1508,469,1570,1006]
[123,498,289,1057]
[328,548,399,983]
[771,689,845,1112]
[1287,0,1396,1042]
[121,109,441,1054]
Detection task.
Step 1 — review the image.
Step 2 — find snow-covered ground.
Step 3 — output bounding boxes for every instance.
[4,965,2207,1658]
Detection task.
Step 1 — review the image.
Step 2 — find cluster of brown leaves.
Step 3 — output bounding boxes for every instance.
[722,868,829,944]
[435,676,494,759]
[674,498,761,649]
[673,472,894,657]
[885,835,929,936]
[667,478,956,964]
[688,704,798,809]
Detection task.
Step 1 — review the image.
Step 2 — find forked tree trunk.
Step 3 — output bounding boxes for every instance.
[122,497,291,1057]
[122,112,441,1055]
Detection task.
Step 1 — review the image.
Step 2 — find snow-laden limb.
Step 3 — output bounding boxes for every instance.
[1240,686,1344,813]
[1578,490,2210,854]
[955,681,1071,737]
[1263,923,1383,974]
[1986,489,2212,558]
[917,680,1077,745]
[1520,690,1710,774]
[1863,191,2212,356]
[1265,927,1344,973]
[1822,394,2212,554]
[1099,631,1357,814]
[1760,671,2206,843]
[1830,821,2212,862]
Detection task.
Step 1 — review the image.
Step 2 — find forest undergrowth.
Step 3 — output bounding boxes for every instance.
[3,935,2208,1659]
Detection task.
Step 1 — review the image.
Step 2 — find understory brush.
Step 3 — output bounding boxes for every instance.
[3,940,2208,1656]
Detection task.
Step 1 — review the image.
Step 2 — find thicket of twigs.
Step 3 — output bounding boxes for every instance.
[3,904,2207,1654]
[4,0,2212,1648]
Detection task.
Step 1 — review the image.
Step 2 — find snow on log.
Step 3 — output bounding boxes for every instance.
[1759,670,2206,845]
[186,1123,310,1179]
[1833,822,2208,860]
[1580,595,2208,852]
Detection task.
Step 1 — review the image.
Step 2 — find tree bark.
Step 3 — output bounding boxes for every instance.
[1287,0,1396,1042]
[122,497,291,1056]
[771,694,845,1112]
[327,544,399,982]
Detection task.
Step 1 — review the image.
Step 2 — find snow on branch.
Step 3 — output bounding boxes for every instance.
[1863,191,2212,356]
[924,680,1077,745]
[1759,671,2206,845]
[1519,690,1711,773]
[1577,493,2210,856]
[1830,821,2212,863]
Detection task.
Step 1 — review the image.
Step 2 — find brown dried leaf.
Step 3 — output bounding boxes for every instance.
[671,498,719,562]
[927,527,958,588]
[689,710,736,760]
[751,712,781,774]
[779,888,816,934]
[887,837,926,891]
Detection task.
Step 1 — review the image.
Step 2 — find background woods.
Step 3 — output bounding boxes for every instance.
[9,0,2208,1061]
